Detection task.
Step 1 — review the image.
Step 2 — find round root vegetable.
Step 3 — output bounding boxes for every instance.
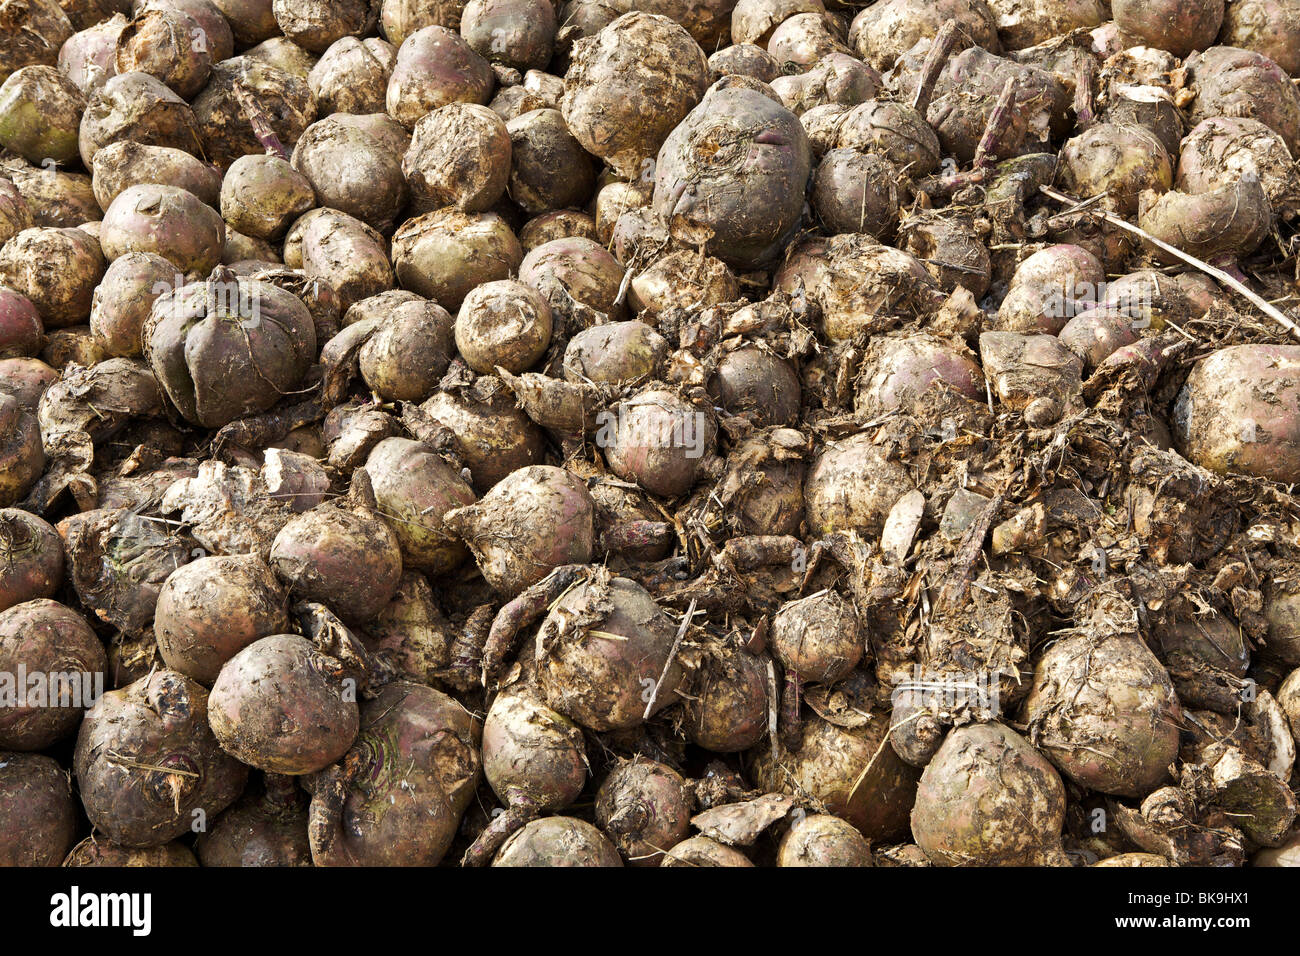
[380,0,470,46]
[386,25,494,129]
[811,149,899,238]
[58,14,129,97]
[191,57,317,171]
[730,0,823,46]
[562,11,709,178]
[520,209,598,251]
[270,489,403,625]
[519,236,625,319]
[684,640,770,751]
[563,320,669,386]
[0,226,105,328]
[462,684,585,864]
[454,279,552,374]
[310,680,481,866]
[297,209,394,313]
[709,347,801,427]
[595,759,691,866]
[0,509,61,613]
[360,298,455,401]
[0,65,85,165]
[494,816,623,866]
[91,140,222,213]
[752,713,919,839]
[1057,308,1139,371]
[768,12,850,68]
[308,37,395,115]
[594,180,650,246]
[115,8,211,99]
[1112,0,1223,59]
[138,0,234,61]
[0,393,43,506]
[1219,0,1300,76]
[710,42,781,82]
[911,722,1065,866]
[1280,669,1300,741]
[1100,85,1184,161]
[242,35,319,77]
[461,0,555,71]
[0,0,73,82]
[0,358,57,411]
[1137,177,1272,265]
[0,179,31,247]
[1173,344,1300,483]
[854,334,982,417]
[653,85,810,271]
[631,249,737,316]
[1184,46,1300,156]
[404,103,510,213]
[777,237,939,341]
[74,669,249,847]
[928,48,1068,163]
[0,599,105,750]
[848,0,1000,72]
[985,0,1104,50]
[272,0,374,53]
[771,52,879,116]
[1177,117,1299,216]
[0,752,77,866]
[420,378,545,491]
[835,100,941,176]
[392,209,522,310]
[196,774,312,866]
[0,287,43,358]
[1022,631,1181,797]
[804,432,912,537]
[600,389,717,498]
[153,553,289,685]
[219,155,315,242]
[291,118,407,234]
[208,633,359,774]
[365,437,477,575]
[2,161,99,229]
[101,184,226,275]
[536,574,687,731]
[77,71,202,169]
[64,838,198,866]
[661,835,754,866]
[506,107,596,216]
[996,243,1106,334]
[778,813,873,866]
[210,0,278,45]
[343,288,421,327]
[42,327,105,370]
[144,268,317,428]
[445,465,595,596]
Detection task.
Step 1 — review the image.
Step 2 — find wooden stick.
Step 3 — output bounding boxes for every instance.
[1040,185,1300,341]
[642,597,696,720]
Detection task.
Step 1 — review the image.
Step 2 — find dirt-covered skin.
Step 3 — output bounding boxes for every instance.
[778,813,874,866]
[0,752,77,865]
[74,669,248,847]
[196,774,313,866]
[309,680,481,866]
[0,227,104,329]
[365,437,477,576]
[208,633,359,775]
[0,509,62,613]
[911,723,1067,865]
[153,554,289,685]
[493,816,623,866]
[595,758,692,865]
[0,599,106,750]
[100,184,226,276]
[481,684,587,812]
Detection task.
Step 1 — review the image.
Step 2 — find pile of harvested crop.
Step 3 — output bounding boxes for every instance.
[2,0,1300,871]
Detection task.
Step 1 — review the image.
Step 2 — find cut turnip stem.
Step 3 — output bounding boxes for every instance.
[481,563,590,683]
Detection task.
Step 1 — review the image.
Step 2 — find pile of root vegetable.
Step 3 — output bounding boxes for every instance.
[5,0,1300,869]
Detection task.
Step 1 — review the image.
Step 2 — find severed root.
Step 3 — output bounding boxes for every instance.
[441,603,494,691]
[912,19,961,115]
[601,520,674,556]
[713,534,803,575]
[461,800,539,867]
[1073,56,1097,132]
[778,669,804,752]
[918,75,1024,199]
[482,564,590,683]
[234,82,290,161]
